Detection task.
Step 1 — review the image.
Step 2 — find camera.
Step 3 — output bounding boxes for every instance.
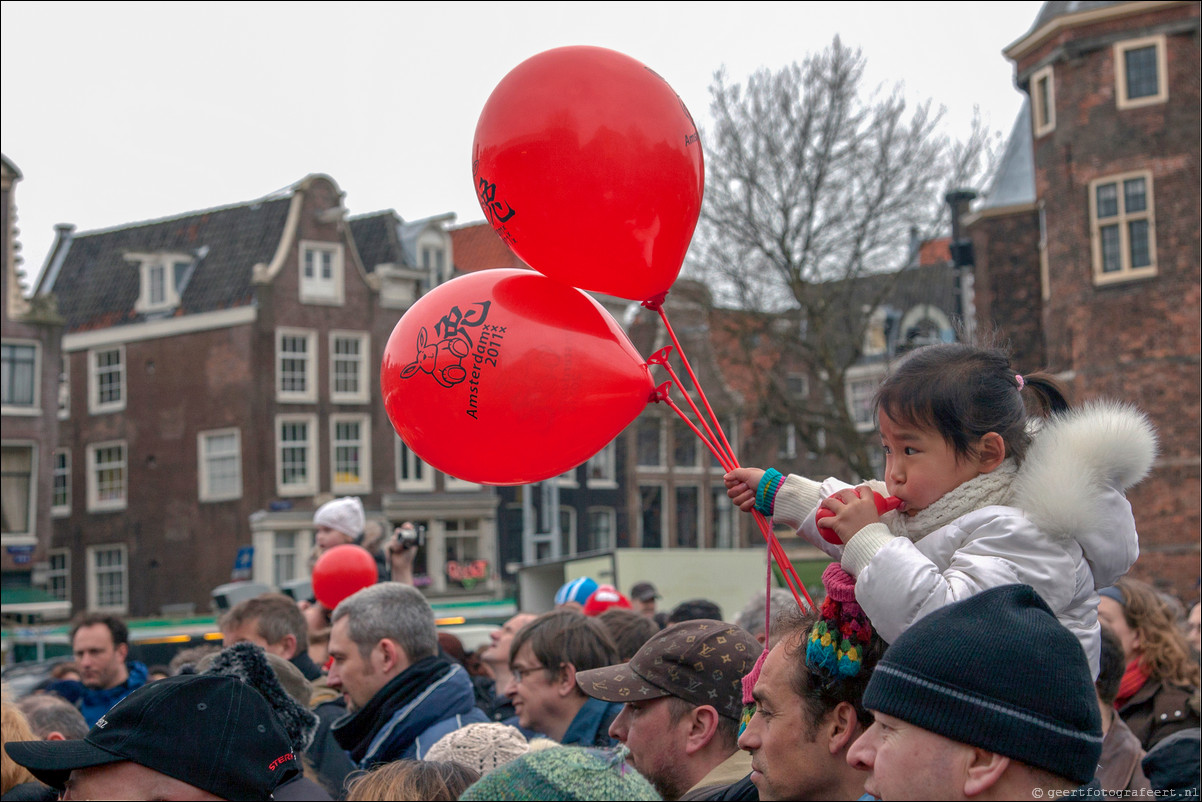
[393,522,425,550]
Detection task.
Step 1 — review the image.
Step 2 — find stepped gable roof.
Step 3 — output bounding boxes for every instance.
[41,194,291,333]
[449,220,529,273]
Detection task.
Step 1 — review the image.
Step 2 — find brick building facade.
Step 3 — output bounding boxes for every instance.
[970,0,1200,598]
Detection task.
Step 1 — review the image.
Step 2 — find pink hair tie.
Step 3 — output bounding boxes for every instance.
[1016,374,1025,390]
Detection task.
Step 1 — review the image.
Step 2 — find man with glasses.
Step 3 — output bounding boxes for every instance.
[505,609,621,745]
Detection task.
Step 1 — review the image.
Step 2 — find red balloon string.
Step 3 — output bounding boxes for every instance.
[649,307,815,612]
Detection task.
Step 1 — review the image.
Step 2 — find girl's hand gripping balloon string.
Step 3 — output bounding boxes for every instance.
[815,489,903,545]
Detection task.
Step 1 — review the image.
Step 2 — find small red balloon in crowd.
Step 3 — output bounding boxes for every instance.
[381,269,654,485]
[311,544,378,609]
[473,45,704,302]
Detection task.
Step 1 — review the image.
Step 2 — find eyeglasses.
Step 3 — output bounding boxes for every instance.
[511,662,561,684]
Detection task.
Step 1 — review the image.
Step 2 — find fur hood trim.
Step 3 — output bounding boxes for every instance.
[1013,400,1157,544]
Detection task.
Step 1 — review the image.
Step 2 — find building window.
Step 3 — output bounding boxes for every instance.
[1,444,35,537]
[1030,64,1055,136]
[273,532,299,587]
[584,507,615,553]
[87,441,127,512]
[845,370,884,432]
[276,416,317,496]
[711,488,735,549]
[1115,36,1167,110]
[639,484,665,548]
[52,449,70,517]
[276,329,316,403]
[636,417,664,468]
[299,241,344,304]
[88,346,125,414]
[559,507,578,557]
[674,419,702,470]
[47,549,70,602]
[1,341,39,411]
[676,486,701,548]
[134,255,189,313]
[330,332,369,403]
[444,474,482,492]
[445,518,489,591]
[199,429,241,502]
[586,442,616,487]
[422,243,447,286]
[396,437,434,491]
[1090,171,1157,284]
[331,415,371,493]
[87,544,127,613]
[57,365,70,420]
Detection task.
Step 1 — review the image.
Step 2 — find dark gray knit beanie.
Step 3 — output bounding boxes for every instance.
[862,584,1103,785]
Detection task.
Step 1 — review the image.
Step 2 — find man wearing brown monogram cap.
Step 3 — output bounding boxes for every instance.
[576,619,760,801]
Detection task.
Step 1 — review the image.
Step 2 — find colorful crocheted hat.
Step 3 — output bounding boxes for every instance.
[806,563,873,681]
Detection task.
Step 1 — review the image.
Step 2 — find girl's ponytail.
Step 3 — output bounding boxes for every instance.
[1019,371,1070,417]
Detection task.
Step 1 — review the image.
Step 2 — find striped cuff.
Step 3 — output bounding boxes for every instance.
[754,469,784,516]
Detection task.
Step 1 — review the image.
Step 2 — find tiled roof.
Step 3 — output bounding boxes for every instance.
[1029,0,1126,32]
[449,221,529,272]
[42,196,291,333]
[349,210,409,271]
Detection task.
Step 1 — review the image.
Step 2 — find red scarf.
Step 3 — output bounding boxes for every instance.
[1114,657,1149,709]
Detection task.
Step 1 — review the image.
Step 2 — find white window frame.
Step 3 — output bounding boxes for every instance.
[558,506,578,557]
[555,468,580,488]
[1,442,37,541]
[276,328,317,403]
[1089,170,1158,285]
[86,543,128,614]
[198,428,242,502]
[86,440,127,513]
[330,331,370,404]
[330,414,372,493]
[636,416,666,469]
[585,441,617,488]
[1115,35,1168,110]
[299,240,345,305]
[275,415,318,497]
[1031,64,1056,137]
[88,345,126,415]
[396,436,434,491]
[251,527,315,588]
[1,340,41,415]
[444,474,482,492]
[845,366,887,433]
[133,254,189,313]
[585,506,616,552]
[57,362,70,420]
[674,484,703,548]
[51,448,71,517]
[46,548,71,603]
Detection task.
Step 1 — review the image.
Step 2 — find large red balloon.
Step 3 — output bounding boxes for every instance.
[311,544,377,609]
[473,46,704,302]
[382,269,654,485]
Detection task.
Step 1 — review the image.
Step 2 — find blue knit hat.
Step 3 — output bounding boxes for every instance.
[459,745,660,801]
[862,584,1103,785]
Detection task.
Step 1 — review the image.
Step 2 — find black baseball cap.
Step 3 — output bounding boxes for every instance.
[630,581,660,602]
[5,674,299,800]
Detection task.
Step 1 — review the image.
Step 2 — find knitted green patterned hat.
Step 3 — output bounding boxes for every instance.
[458,745,661,801]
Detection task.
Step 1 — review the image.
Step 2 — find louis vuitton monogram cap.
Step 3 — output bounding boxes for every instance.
[575,619,760,720]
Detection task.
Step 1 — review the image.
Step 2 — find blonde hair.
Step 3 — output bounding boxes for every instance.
[345,759,480,801]
[1,687,38,793]
[1115,577,1201,688]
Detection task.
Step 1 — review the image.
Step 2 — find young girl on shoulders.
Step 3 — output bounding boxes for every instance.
[726,343,1157,675]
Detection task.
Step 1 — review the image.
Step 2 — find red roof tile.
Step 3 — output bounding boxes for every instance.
[450,222,530,272]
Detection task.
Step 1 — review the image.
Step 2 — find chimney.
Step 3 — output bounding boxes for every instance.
[945,189,977,267]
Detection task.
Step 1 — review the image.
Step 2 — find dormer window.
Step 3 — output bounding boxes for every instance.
[131,253,191,313]
[422,244,446,286]
[299,241,344,305]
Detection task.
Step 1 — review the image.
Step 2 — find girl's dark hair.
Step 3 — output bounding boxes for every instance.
[874,343,1068,465]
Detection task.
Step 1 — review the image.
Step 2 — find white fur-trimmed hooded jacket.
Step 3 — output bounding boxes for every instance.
[772,401,1158,677]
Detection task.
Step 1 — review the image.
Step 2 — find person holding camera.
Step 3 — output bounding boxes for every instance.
[388,521,424,586]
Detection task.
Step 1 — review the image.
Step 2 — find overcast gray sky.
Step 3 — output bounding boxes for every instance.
[2,1,1044,290]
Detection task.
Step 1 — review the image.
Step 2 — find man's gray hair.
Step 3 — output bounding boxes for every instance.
[16,694,89,740]
[735,588,801,641]
[331,582,438,662]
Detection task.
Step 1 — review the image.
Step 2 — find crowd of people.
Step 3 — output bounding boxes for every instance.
[2,342,1200,801]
